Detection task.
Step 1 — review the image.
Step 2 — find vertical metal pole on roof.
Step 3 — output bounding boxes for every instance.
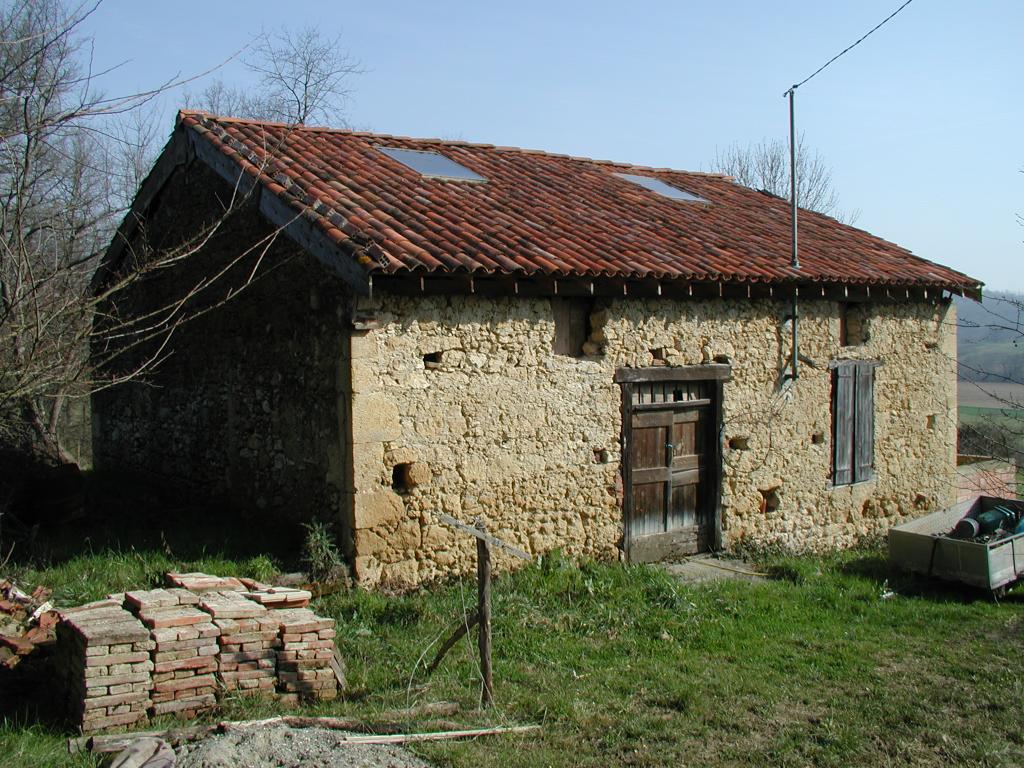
[788,86,800,380]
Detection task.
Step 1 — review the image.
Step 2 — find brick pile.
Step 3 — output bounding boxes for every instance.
[54,599,154,733]
[198,590,278,696]
[52,573,343,732]
[166,572,245,592]
[274,608,338,703]
[242,585,312,609]
[125,589,220,718]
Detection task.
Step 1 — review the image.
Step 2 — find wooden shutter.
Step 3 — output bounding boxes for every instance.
[552,299,589,357]
[853,362,875,482]
[832,363,855,485]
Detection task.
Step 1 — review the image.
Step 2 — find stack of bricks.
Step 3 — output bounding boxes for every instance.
[52,573,343,732]
[165,572,245,593]
[54,599,154,733]
[274,608,338,703]
[197,590,278,697]
[241,584,312,610]
[124,589,220,718]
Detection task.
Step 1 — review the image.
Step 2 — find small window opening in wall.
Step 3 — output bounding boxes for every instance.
[650,347,667,365]
[926,414,937,430]
[392,463,413,493]
[811,431,826,445]
[728,436,750,450]
[840,303,869,346]
[759,487,781,514]
[552,298,593,357]
[423,351,443,370]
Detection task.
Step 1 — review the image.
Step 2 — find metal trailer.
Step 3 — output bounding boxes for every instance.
[888,495,1024,593]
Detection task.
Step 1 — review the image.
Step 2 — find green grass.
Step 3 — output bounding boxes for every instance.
[960,405,1024,421]
[3,541,1023,768]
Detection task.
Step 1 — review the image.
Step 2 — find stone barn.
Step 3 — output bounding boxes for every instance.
[93,112,981,587]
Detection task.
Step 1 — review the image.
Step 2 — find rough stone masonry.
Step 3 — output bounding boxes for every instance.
[345,292,957,586]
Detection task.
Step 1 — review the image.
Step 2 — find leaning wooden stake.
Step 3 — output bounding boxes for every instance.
[426,611,480,675]
[476,518,493,708]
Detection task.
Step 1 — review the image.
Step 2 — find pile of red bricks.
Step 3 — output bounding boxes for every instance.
[242,585,312,610]
[54,600,154,733]
[53,573,339,733]
[199,590,278,697]
[125,589,220,718]
[165,572,246,592]
[275,608,338,703]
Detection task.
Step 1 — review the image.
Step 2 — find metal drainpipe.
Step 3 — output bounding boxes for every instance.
[788,87,800,380]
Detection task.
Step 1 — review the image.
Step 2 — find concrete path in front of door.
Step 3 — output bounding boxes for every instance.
[662,554,767,584]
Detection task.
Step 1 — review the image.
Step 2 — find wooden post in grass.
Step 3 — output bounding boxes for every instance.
[476,518,494,707]
[427,511,531,708]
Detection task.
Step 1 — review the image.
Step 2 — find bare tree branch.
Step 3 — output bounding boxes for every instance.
[711,134,859,224]
[186,25,362,127]
[0,1,331,463]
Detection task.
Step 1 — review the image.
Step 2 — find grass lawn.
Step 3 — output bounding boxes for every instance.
[959,404,1024,423]
[2,533,1023,768]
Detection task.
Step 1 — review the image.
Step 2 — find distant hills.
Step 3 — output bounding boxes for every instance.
[955,291,1024,383]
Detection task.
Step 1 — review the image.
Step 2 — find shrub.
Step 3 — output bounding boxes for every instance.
[301,519,344,583]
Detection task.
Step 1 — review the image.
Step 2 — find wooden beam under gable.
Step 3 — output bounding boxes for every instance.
[258,191,372,296]
[187,124,372,296]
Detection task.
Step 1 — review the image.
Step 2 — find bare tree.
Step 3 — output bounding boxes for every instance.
[185,79,258,122]
[954,290,1024,498]
[0,0,291,463]
[711,134,858,223]
[186,26,361,126]
[1,0,117,459]
[246,26,360,125]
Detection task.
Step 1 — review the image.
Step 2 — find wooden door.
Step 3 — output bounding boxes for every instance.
[624,379,716,562]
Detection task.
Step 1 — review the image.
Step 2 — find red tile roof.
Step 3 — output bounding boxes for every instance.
[178,111,980,294]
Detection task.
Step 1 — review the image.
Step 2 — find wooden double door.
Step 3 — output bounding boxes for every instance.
[618,370,725,563]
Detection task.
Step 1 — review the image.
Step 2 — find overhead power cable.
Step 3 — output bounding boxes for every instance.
[786,0,915,93]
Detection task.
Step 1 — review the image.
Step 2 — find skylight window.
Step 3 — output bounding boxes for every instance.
[616,173,706,202]
[377,146,486,182]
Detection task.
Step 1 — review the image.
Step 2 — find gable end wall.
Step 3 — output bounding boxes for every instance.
[92,162,352,537]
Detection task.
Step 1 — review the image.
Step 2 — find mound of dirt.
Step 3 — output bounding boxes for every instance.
[174,725,434,768]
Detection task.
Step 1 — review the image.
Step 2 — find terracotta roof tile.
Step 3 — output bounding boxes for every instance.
[177,111,980,293]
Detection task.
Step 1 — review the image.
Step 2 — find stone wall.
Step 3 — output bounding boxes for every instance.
[348,292,958,586]
[90,158,959,587]
[92,162,350,530]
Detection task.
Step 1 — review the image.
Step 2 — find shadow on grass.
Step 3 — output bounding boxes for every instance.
[838,553,891,583]
[839,552,1024,605]
[0,653,68,728]
[4,469,307,571]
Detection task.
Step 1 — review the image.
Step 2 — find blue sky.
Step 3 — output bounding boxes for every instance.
[82,1,1022,292]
